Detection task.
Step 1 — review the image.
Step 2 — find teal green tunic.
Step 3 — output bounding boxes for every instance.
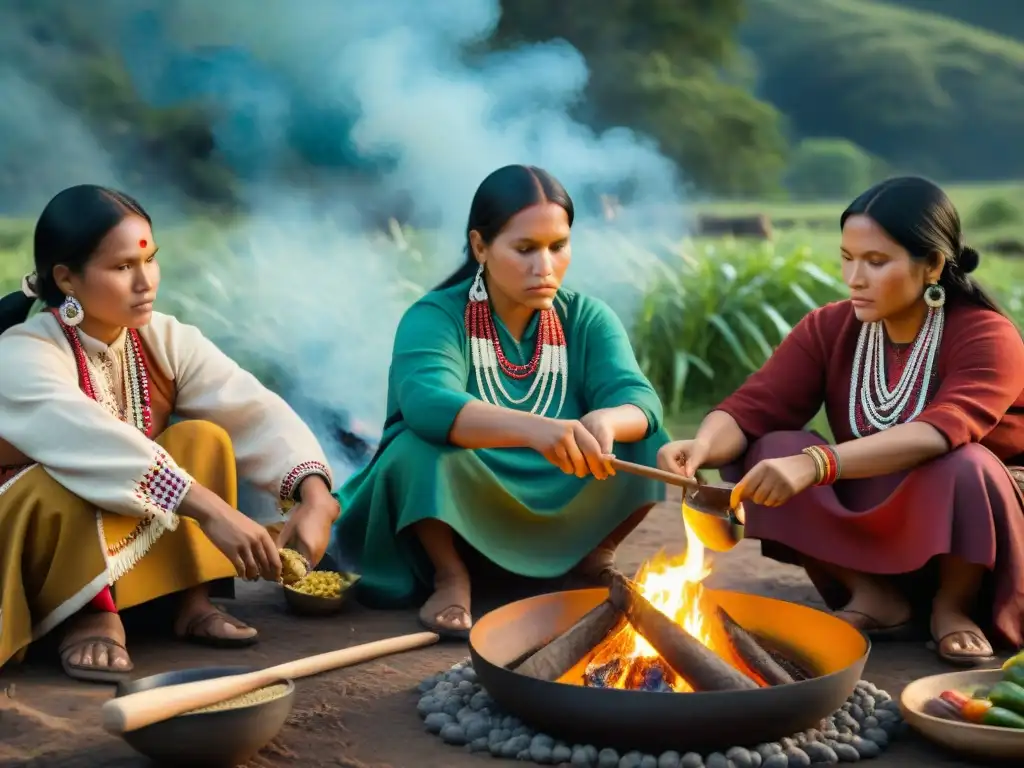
[331,277,669,607]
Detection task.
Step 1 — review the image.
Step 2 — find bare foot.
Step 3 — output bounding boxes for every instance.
[58,611,133,682]
[418,571,472,639]
[174,587,258,647]
[930,605,994,666]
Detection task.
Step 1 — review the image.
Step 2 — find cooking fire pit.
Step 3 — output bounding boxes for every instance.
[466,547,871,755]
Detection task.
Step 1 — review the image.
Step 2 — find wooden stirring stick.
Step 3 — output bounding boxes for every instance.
[101,631,439,735]
[604,456,702,490]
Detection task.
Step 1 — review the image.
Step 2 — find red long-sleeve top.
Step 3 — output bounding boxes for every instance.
[715,299,1024,463]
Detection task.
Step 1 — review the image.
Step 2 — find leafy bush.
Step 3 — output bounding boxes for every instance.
[968,196,1023,230]
[630,238,847,411]
[785,138,875,200]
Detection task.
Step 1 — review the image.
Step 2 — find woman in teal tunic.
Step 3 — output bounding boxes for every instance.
[332,164,669,638]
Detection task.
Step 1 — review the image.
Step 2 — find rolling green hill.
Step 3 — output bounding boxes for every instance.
[888,1,1024,43]
[741,0,1024,180]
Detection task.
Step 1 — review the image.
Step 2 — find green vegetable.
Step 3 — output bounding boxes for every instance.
[1002,651,1024,671]
[1003,664,1024,689]
[987,681,1024,717]
[981,706,1024,729]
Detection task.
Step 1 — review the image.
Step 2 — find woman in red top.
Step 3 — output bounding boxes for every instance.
[659,177,1024,666]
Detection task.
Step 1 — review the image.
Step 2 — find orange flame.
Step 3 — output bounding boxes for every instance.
[584,521,726,692]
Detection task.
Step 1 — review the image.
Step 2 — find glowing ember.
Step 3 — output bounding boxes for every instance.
[582,521,742,692]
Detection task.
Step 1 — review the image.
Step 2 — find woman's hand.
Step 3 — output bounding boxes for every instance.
[528,418,611,479]
[579,411,617,479]
[275,475,340,567]
[730,454,819,508]
[657,439,711,478]
[180,483,282,581]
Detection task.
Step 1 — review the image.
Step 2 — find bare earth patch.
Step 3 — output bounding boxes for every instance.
[0,502,1001,767]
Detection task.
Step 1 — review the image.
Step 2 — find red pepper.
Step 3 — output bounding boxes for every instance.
[938,690,995,723]
[940,690,970,709]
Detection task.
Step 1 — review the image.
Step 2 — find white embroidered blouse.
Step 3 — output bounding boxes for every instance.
[0,310,333,530]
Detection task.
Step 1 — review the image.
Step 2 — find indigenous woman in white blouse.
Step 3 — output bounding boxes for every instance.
[0,185,338,683]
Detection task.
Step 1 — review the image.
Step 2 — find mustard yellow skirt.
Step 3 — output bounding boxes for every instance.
[0,420,243,669]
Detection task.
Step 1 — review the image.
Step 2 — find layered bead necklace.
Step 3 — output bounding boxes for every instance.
[848,294,944,437]
[464,265,568,418]
[53,309,154,436]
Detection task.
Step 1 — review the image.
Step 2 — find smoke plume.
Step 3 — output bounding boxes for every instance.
[0,0,686,485]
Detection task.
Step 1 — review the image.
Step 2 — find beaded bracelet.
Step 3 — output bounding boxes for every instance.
[802,444,842,485]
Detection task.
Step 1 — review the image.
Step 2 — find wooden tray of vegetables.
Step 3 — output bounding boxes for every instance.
[900,651,1024,761]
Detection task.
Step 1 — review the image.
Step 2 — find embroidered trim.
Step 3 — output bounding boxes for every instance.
[134,447,192,519]
[0,464,35,498]
[97,510,176,584]
[279,460,332,503]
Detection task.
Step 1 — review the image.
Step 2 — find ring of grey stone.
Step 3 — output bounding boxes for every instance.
[416,660,906,767]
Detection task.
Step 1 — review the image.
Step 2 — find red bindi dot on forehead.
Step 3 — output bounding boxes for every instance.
[139,239,148,248]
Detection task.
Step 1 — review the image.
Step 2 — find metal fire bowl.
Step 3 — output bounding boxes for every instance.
[469,588,870,754]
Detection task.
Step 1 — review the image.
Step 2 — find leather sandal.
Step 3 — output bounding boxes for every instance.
[176,609,259,648]
[930,630,996,667]
[59,636,134,684]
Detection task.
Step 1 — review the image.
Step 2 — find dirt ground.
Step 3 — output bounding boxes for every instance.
[0,501,1002,768]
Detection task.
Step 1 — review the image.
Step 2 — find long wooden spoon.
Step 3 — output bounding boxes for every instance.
[101,631,439,735]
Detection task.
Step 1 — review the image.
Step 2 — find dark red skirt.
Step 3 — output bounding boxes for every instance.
[721,431,1024,649]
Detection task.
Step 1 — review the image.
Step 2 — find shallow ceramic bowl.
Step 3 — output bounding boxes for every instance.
[115,666,294,767]
[900,668,1024,762]
[282,572,360,616]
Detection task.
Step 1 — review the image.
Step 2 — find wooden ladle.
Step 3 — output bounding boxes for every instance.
[605,457,745,552]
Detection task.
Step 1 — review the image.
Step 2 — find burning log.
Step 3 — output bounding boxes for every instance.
[607,570,759,692]
[716,606,795,686]
[513,601,623,682]
[751,634,815,682]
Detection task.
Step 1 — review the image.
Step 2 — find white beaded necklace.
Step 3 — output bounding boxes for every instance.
[848,303,944,437]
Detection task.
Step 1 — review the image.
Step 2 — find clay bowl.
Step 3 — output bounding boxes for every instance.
[901,668,1024,762]
[469,586,870,753]
[282,572,360,616]
[681,487,745,553]
[114,666,295,767]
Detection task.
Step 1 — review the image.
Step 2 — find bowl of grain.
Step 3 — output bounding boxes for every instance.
[283,570,360,616]
[114,666,294,767]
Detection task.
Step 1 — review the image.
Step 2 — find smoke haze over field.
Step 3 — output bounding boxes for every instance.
[0,0,686,481]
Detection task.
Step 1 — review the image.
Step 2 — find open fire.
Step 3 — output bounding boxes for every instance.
[582,529,714,692]
[513,520,815,693]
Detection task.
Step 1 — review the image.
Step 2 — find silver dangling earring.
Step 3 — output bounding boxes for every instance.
[468,263,488,303]
[59,295,84,327]
[923,283,946,309]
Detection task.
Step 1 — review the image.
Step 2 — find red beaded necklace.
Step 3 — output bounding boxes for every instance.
[53,309,154,436]
[463,268,568,416]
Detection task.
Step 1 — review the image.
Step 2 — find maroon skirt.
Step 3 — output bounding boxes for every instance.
[721,431,1024,649]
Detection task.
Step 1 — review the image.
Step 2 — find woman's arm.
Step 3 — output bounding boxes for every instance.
[447,400,548,449]
[391,300,550,449]
[151,315,333,504]
[830,422,948,478]
[586,404,650,444]
[692,410,750,467]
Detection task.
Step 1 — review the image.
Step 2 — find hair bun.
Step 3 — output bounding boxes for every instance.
[958,245,980,274]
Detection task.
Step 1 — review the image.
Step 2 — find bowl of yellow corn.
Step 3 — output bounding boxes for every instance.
[278,548,359,616]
